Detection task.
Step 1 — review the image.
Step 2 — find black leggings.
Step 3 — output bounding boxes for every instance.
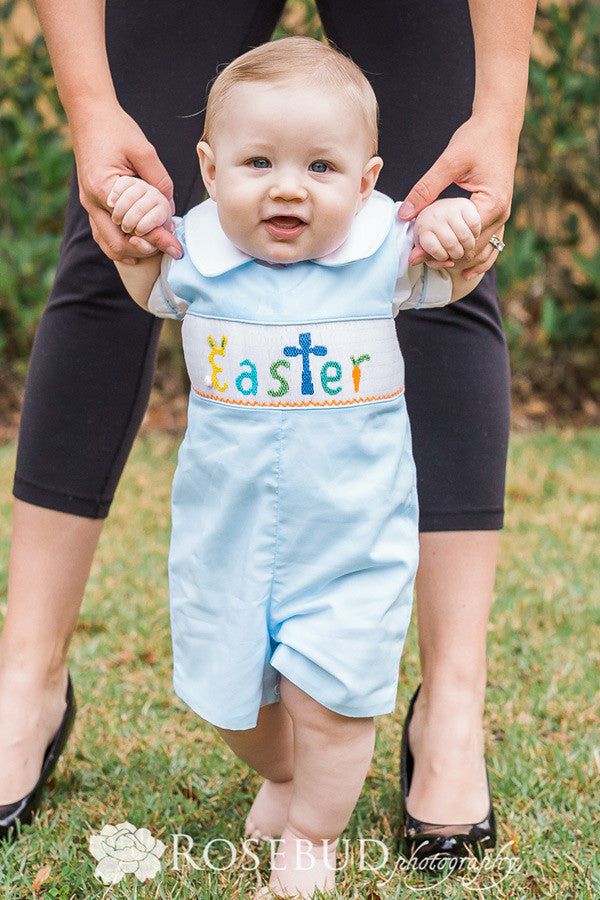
[14,0,510,529]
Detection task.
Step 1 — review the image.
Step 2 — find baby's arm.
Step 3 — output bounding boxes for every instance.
[108,176,173,309]
[414,198,484,301]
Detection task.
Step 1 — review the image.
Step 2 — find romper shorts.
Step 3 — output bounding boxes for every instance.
[169,395,418,730]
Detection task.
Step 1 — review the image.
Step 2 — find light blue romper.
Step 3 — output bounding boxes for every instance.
[148,191,452,730]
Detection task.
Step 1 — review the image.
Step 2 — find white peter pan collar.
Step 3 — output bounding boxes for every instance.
[183,190,396,276]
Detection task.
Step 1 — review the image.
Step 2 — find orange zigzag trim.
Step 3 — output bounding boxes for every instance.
[192,387,403,408]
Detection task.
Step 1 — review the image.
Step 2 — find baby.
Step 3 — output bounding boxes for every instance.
[110,36,483,899]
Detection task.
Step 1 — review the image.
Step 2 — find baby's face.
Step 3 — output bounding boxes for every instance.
[198,80,382,264]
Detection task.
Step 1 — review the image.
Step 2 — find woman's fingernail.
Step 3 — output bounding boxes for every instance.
[166,247,183,259]
[398,200,415,219]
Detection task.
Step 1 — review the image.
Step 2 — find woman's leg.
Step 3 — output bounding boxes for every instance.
[395,273,509,822]
[0,504,102,803]
[407,531,498,822]
[0,0,286,809]
[1,181,162,804]
[318,0,511,824]
[396,276,509,822]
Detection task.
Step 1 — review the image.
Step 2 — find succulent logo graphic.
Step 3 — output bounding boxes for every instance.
[89,822,166,884]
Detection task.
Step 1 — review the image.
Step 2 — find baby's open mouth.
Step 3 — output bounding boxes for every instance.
[265,216,306,239]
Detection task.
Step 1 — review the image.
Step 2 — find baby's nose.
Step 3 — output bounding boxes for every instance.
[268,174,308,202]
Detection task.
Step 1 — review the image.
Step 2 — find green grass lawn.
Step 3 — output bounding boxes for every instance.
[0,428,598,899]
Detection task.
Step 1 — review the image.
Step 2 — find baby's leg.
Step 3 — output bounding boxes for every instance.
[269,677,376,898]
[217,700,294,841]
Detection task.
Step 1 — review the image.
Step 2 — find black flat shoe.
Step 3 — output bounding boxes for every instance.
[0,673,76,841]
[400,684,496,864]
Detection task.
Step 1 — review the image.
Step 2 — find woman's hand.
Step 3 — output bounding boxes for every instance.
[72,104,182,263]
[401,113,518,278]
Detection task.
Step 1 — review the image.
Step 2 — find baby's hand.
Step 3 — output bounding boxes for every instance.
[107,175,173,255]
[413,198,481,269]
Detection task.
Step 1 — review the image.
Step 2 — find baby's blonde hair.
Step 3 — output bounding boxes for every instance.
[202,36,379,154]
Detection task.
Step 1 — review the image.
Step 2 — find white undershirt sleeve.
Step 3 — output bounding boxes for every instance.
[147,217,190,319]
[393,214,453,315]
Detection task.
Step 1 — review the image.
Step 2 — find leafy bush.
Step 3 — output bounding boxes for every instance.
[273,0,323,39]
[0,3,71,366]
[500,1,600,412]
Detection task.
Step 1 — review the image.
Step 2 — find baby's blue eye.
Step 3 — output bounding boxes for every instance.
[251,158,270,168]
[310,161,329,173]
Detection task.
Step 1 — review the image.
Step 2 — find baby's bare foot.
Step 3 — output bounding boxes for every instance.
[245,779,294,841]
[268,826,337,898]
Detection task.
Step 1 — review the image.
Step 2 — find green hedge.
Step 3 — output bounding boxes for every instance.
[1,0,598,405]
[0,3,71,367]
[498,0,600,405]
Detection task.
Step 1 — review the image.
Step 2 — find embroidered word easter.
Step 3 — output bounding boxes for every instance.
[182,316,405,409]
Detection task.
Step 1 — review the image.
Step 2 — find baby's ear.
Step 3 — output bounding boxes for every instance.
[197,141,217,200]
[358,156,383,209]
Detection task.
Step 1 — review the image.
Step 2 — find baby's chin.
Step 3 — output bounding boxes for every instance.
[249,239,346,266]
